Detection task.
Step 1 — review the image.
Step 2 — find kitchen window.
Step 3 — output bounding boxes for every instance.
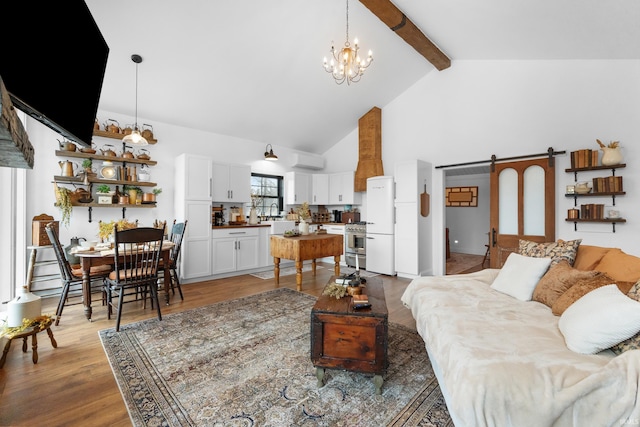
[251,173,283,218]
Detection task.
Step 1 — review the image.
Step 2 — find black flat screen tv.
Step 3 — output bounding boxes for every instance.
[1,0,109,147]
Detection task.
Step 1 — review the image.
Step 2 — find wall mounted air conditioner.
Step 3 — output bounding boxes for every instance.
[291,153,325,170]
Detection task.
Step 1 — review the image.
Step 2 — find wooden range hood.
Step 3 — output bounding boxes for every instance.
[354,106,383,192]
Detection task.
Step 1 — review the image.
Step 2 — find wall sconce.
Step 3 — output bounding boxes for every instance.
[264,144,278,161]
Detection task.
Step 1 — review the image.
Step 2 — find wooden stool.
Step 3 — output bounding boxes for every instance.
[0,317,57,368]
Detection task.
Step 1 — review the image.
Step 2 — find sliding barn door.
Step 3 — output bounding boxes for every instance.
[489,158,555,268]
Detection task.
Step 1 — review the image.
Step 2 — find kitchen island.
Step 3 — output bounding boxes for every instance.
[270,233,343,291]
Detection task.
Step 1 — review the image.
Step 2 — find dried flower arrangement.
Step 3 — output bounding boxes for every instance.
[98,219,137,242]
[296,201,311,221]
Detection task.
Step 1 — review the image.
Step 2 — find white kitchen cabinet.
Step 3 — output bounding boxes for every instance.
[181,200,213,279]
[329,171,361,205]
[211,228,259,274]
[394,159,431,278]
[394,202,418,275]
[175,154,214,280]
[285,171,311,205]
[176,154,212,200]
[212,162,251,203]
[311,174,329,205]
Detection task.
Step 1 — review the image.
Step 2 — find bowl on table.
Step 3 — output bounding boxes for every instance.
[80,240,98,249]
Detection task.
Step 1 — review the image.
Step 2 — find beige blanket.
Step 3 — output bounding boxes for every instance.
[401,269,640,426]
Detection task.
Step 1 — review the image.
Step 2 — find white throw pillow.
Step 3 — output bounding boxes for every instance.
[490,253,551,301]
[559,284,640,354]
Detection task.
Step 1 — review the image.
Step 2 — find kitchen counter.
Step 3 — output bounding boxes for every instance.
[212,224,271,229]
[212,222,348,230]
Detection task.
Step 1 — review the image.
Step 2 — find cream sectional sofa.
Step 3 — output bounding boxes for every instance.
[401,241,640,426]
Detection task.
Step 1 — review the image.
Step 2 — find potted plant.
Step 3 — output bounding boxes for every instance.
[54,184,73,227]
[96,184,113,204]
[81,158,93,174]
[143,187,162,203]
[123,185,142,205]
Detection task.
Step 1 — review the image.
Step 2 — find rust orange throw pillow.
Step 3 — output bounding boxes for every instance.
[532,260,599,308]
[551,273,616,316]
[572,245,613,271]
[594,249,640,283]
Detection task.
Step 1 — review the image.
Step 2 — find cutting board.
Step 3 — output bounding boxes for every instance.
[420,184,430,217]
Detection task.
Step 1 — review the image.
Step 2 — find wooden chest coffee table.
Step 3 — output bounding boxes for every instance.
[310,275,388,394]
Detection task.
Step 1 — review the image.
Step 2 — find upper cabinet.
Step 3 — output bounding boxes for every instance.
[175,155,251,203]
[312,174,329,205]
[329,171,361,205]
[176,154,212,200]
[285,172,311,204]
[212,163,251,203]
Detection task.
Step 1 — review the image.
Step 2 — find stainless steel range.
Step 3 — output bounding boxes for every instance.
[345,222,366,270]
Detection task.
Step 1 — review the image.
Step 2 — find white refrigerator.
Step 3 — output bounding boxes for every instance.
[366,176,395,275]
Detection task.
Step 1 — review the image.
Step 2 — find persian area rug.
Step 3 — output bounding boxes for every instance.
[250,264,323,279]
[99,288,453,427]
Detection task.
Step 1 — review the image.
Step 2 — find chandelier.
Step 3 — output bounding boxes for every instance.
[323,0,373,85]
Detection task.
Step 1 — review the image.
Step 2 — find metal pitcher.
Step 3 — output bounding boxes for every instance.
[65,236,86,265]
[58,160,79,177]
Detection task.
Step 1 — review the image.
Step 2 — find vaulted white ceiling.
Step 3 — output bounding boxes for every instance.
[85,0,640,154]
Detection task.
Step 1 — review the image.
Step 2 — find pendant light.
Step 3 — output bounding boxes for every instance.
[122,54,148,145]
[264,144,278,161]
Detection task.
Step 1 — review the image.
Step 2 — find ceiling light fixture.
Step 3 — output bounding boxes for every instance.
[323,0,373,85]
[122,54,148,146]
[264,144,278,161]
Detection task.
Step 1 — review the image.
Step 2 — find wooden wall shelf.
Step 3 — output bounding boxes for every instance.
[93,129,157,144]
[55,150,157,166]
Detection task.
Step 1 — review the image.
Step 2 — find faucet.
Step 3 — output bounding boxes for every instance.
[269,203,278,219]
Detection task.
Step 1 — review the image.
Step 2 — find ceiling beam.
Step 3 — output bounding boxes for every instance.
[359,0,451,71]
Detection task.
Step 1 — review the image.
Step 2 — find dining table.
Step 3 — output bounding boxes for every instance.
[73,241,174,321]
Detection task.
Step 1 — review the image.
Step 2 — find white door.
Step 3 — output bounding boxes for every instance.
[367,233,395,275]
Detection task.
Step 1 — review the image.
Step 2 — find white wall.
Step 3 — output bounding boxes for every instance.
[326,59,640,274]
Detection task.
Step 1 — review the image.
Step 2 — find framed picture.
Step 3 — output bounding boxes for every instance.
[445,186,478,207]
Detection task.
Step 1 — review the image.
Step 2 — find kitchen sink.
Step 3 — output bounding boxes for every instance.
[262,220,296,235]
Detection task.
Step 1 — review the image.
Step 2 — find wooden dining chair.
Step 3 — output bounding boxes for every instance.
[104,225,165,331]
[162,219,188,300]
[45,223,112,325]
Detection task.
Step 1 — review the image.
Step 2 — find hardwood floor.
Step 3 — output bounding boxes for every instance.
[0,264,415,427]
[446,252,486,275]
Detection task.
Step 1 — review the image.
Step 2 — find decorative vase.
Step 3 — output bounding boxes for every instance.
[601,147,623,166]
[299,219,310,235]
[249,207,259,225]
[128,189,138,205]
[7,287,42,327]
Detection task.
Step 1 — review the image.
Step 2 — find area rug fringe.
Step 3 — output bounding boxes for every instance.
[99,288,451,426]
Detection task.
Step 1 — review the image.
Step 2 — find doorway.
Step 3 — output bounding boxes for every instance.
[444,166,490,274]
